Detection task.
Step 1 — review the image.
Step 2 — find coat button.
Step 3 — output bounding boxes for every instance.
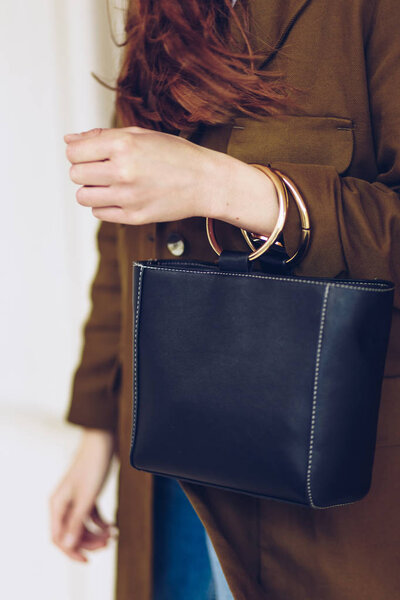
[166,232,186,256]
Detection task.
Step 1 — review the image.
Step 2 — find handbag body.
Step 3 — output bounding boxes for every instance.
[130,254,394,509]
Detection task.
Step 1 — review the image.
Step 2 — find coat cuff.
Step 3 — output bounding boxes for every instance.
[269,161,347,278]
[65,360,121,432]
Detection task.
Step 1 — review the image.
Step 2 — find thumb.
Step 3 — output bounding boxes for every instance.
[90,504,112,531]
[64,128,106,143]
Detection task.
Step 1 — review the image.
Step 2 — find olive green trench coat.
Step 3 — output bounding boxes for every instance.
[66,0,400,598]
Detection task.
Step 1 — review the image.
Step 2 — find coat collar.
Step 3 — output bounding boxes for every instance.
[232,0,312,70]
[178,0,312,138]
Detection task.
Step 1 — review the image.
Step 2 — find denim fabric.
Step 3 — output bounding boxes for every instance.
[205,534,235,600]
[152,476,215,600]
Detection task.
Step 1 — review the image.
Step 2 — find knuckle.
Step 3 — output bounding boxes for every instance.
[128,126,149,138]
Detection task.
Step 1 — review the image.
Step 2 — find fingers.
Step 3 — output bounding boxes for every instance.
[62,496,91,551]
[61,541,89,563]
[79,525,111,551]
[74,184,133,220]
[57,525,110,561]
[90,205,148,225]
[69,161,115,186]
[64,126,157,165]
[76,185,121,208]
[49,493,116,562]
[65,129,137,164]
[66,136,111,164]
[49,489,72,548]
[75,182,146,210]
[64,128,104,143]
[49,483,92,559]
[49,491,88,562]
[91,206,125,223]
[64,126,152,144]
[89,505,119,543]
[89,505,113,531]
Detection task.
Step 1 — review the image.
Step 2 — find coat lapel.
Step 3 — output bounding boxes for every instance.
[178,0,312,139]
[235,0,313,69]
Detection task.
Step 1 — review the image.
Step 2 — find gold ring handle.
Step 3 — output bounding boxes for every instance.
[241,167,311,266]
[206,164,288,261]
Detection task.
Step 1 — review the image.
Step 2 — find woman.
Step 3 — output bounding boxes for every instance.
[51,0,400,598]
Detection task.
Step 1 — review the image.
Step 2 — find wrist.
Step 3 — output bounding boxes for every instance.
[81,427,115,439]
[80,428,116,454]
[204,155,279,236]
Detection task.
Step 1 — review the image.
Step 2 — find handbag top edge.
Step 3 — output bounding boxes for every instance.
[132,260,394,293]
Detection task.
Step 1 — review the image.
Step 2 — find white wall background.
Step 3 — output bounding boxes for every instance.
[0,1,125,598]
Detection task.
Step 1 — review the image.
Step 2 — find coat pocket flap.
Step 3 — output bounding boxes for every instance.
[227,115,355,175]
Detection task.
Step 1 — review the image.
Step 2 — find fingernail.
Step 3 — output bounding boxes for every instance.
[63,533,76,548]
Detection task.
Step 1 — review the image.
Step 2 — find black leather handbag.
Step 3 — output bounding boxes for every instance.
[129,167,394,509]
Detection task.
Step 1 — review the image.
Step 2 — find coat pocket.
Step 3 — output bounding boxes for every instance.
[227,115,355,174]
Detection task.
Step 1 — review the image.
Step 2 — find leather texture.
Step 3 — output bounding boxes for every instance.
[130,257,394,509]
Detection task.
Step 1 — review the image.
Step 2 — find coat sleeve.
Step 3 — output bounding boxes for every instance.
[65,220,122,432]
[275,0,400,303]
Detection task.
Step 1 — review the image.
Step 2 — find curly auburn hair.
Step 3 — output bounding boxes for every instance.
[113,0,293,132]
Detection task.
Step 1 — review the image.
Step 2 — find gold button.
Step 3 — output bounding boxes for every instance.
[167,232,186,256]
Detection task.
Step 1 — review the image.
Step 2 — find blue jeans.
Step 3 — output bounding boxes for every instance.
[205,533,234,600]
[152,476,234,600]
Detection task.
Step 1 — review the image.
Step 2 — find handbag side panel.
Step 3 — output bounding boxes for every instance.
[309,284,394,508]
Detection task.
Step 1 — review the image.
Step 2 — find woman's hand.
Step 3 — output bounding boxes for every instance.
[49,428,117,563]
[64,126,279,236]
